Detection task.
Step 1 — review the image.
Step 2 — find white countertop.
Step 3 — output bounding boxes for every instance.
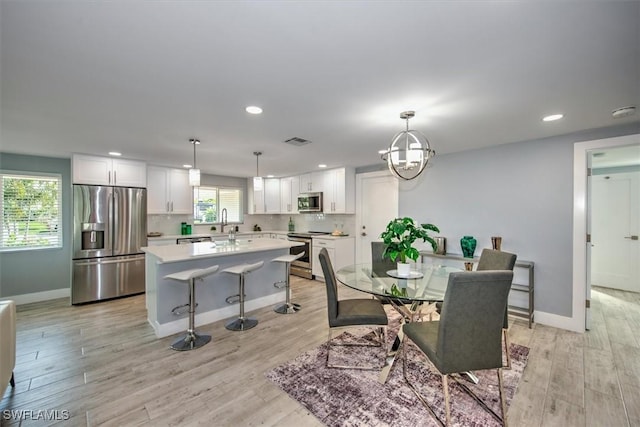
[142,238,303,263]
[311,234,353,240]
[147,230,289,241]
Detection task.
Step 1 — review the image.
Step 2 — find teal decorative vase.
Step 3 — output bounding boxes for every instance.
[460,235,477,258]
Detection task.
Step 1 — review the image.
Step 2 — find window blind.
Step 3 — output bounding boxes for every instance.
[1,172,63,250]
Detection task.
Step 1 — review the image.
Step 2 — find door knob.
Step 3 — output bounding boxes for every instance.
[624,235,639,240]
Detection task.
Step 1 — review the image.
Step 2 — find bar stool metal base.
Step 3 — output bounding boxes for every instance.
[170,331,211,351]
[271,253,304,315]
[274,302,301,314]
[225,317,258,331]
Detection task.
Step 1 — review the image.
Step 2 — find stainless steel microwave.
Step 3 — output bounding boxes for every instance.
[297,192,323,213]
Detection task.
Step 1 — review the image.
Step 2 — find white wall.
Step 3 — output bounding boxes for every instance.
[400,136,575,317]
[397,124,639,323]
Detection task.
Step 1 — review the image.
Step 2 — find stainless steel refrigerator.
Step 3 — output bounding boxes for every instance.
[72,185,147,304]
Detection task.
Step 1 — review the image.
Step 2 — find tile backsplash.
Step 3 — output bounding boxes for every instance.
[147,213,355,236]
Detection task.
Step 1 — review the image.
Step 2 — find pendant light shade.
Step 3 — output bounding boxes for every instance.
[189,138,201,187]
[253,151,263,191]
[380,111,435,180]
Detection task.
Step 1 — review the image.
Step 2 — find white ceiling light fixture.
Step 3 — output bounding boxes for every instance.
[253,151,263,191]
[246,106,263,115]
[542,113,564,122]
[108,151,122,156]
[380,111,435,181]
[188,138,201,187]
[318,164,327,168]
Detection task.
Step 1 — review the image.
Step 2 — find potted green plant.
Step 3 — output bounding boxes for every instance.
[380,217,440,276]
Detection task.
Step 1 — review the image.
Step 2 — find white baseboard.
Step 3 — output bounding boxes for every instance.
[150,292,285,338]
[0,288,70,306]
[533,309,584,333]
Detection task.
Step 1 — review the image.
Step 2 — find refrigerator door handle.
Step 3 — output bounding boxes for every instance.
[74,257,143,267]
[112,190,119,253]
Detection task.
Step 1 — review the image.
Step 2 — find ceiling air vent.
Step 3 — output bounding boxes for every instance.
[283,137,311,146]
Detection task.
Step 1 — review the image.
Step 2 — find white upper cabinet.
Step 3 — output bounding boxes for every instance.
[322,167,355,214]
[264,178,281,213]
[248,178,264,214]
[298,172,324,193]
[72,154,147,187]
[147,166,192,214]
[280,176,299,213]
[248,177,280,214]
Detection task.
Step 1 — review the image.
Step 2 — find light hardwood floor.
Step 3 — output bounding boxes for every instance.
[1,280,639,426]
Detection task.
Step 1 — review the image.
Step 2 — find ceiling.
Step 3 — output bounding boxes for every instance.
[1,1,639,178]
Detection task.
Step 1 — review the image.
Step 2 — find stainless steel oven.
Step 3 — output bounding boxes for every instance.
[287,231,332,279]
[287,234,312,279]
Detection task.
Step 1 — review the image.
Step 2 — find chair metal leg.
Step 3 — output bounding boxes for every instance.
[443,374,451,426]
[401,335,445,426]
[326,325,387,370]
[503,328,511,369]
[452,373,506,425]
[171,278,211,351]
[498,367,509,427]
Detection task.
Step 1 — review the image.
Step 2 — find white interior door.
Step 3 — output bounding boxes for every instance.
[585,154,593,330]
[355,171,398,264]
[591,171,640,292]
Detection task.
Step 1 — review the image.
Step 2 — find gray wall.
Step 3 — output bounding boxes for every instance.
[398,123,639,318]
[0,153,72,297]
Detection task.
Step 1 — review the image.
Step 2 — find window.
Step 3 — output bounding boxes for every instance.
[193,186,243,224]
[1,171,62,251]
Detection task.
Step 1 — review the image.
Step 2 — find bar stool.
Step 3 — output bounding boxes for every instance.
[223,261,264,331]
[164,264,219,351]
[272,252,305,314]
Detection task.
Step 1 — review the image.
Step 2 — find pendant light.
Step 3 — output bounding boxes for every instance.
[253,151,263,191]
[189,138,201,187]
[380,111,435,180]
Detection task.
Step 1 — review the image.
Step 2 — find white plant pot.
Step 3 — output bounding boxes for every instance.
[396,262,411,277]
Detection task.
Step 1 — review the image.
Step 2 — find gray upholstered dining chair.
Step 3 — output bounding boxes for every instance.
[477,249,517,368]
[371,241,395,277]
[435,248,517,368]
[402,270,514,426]
[318,248,389,370]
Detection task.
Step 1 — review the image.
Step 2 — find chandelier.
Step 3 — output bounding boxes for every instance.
[380,111,435,180]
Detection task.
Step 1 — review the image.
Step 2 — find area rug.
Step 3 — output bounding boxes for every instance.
[266,310,529,427]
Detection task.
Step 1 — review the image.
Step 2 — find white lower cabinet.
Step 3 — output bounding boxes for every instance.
[312,236,355,281]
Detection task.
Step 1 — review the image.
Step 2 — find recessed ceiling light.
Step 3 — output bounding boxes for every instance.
[267,174,274,178]
[246,106,263,114]
[183,164,192,168]
[318,164,327,168]
[108,151,122,156]
[612,106,636,118]
[542,114,564,122]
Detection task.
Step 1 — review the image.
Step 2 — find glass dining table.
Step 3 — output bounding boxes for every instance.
[335,263,461,383]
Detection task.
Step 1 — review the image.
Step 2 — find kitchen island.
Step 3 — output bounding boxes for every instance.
[142,238,304,338]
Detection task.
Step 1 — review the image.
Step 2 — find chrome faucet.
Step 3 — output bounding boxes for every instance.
[220,208,228,233]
